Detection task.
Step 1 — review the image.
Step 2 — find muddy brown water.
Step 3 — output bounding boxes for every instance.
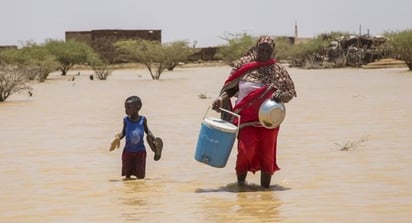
[1,66,411,222]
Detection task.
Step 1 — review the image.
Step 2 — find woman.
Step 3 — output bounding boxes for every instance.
[212,35,296,188]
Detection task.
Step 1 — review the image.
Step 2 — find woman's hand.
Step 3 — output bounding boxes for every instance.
[212,97,223,111]
[272,92,293,103]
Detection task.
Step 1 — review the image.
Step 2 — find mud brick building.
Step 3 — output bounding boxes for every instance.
[65,29,161,63]
[0,45,18,52]
[188,47,220,62]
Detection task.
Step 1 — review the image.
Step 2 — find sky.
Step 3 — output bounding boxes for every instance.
[1,0,411,47]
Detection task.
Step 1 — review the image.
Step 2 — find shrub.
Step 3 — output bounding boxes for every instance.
[385,29,412,70]
[0,65,32,102]
[0,43,58,82]
[90,56,112,80]
[216,33,256,65]
[45,39,96,75]
[115,39,193,80]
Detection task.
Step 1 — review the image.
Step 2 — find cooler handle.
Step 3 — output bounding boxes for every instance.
[202,106,241,133]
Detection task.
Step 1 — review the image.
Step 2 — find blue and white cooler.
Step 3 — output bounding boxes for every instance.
[194,108,239,168]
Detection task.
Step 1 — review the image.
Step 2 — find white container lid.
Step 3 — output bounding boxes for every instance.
[202,117,237,133]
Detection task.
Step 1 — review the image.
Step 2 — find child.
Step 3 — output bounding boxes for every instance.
[109,95,163,180]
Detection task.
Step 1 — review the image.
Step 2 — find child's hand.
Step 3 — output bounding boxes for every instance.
[109,133,121,151]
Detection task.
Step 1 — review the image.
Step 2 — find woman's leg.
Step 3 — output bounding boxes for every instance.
[260,171,272,188]
[237,172,247,185]
[258,127,280,188]
[236,127,258,184]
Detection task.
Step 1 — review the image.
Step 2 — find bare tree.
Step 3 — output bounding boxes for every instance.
[0,65,32,102]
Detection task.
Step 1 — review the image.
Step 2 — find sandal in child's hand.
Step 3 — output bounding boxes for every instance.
[109,133,121,151]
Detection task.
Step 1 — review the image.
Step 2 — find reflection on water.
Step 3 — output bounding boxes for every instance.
[195,182,290,193]
[120,180,148,222]
[200,190,282,223]
[193,182,285,223]
[234,192,282,222]
[1,67,412,223]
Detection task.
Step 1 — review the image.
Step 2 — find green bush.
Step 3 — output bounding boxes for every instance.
[273,37,294,60]
[216,33,256,65]
[0,43,58,82]
[114,39,193,80]
[45,39,96,75]
[385,29,412,70]
[89,54,112,80]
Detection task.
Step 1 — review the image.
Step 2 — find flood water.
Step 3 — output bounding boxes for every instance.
[1,65,411,223]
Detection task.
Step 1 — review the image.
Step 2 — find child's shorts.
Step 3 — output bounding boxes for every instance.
[122,150,146,178]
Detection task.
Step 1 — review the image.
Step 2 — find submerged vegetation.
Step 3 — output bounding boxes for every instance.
[335,136,369,151]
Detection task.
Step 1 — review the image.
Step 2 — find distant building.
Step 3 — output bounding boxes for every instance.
[65,31,93,46]
[0,45,18,51]
[65,29,161,63]
[188,47,220,62]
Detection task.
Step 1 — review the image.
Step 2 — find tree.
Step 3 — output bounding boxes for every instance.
[385,29,412,70]
[164,41,194,71]
[115,39,193,80]
[89,54,113,80]
[216,33,256,65]
[288,36,329,68]
[44,39,95,75]
[0,65,32,102]
[0,42,58,82]
[19,43,58,82]
[273,37,294,60]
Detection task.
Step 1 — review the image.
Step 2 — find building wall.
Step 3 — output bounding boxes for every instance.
[65,31,92,46]
[90,29,161,42]
[0,45,18,51]
[188,47,220,61]
[65,29,161,63]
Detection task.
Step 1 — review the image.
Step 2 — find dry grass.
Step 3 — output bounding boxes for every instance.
[335,136,368,151]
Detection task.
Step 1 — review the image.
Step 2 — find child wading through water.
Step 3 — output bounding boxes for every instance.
[109,96,163,180]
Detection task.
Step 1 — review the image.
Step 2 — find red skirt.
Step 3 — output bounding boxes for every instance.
[236,126,280,175]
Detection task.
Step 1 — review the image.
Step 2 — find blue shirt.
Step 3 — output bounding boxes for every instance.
[123,116,146,152]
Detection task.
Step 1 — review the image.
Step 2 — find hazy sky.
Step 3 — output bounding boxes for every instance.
[1,0,411,47]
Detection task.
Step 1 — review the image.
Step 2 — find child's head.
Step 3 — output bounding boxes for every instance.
[124,96,142,116]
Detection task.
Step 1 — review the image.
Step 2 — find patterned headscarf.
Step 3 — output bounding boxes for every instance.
[256,35,275,49]
[240,35,275,62]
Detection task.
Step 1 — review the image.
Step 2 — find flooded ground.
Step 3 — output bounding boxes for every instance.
[1,65,411,222]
